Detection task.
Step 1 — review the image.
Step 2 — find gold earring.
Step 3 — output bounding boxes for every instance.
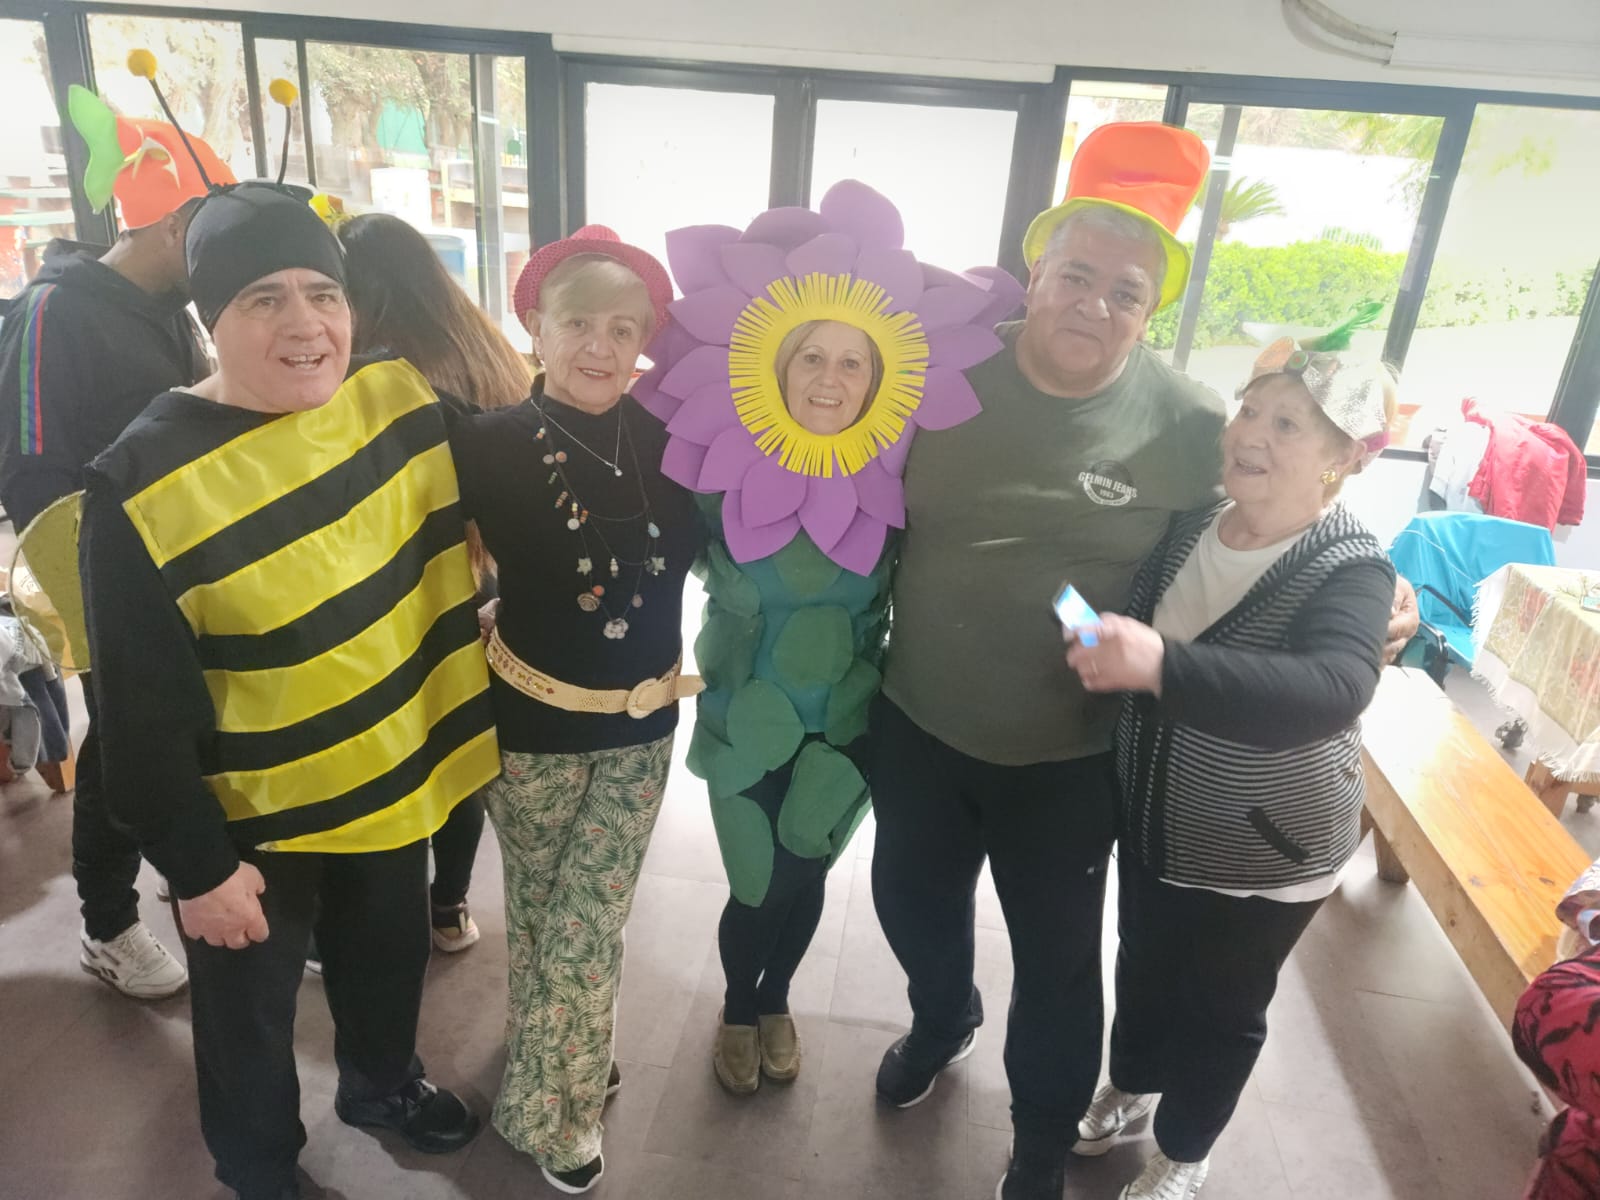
[1320,467,1339,485]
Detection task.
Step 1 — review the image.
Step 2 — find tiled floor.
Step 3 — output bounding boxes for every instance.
[0,640,1588,1199]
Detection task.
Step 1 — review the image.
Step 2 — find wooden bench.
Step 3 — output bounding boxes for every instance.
[1361,665,1592,1029]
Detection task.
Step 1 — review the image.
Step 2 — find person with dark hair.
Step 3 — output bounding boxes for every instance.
[335,210,534,952]
[0,78,223,1000]
[80,183,496,1200]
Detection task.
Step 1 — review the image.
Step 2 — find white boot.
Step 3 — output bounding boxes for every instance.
[1120,1151,1210,1200]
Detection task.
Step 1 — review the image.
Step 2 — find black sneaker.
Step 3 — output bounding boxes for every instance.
[606,1061,622,1099]
[236,1184,299,1200]
[875,1029,977,1108]
[541,1155,604,1195]
[995,1141,1067,1200]
[334,1077,481,1154]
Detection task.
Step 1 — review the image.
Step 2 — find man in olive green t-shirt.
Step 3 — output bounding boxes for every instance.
[868,123,1222,1200]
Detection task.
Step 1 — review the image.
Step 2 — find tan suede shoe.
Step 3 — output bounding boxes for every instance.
[758,1013,801,1082]
[714,1014,761,1095]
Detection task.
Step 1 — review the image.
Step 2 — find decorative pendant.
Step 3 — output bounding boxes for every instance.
[603,618,629,639]
[567,518,580,531]
[631,594,643,608]
[543,454,555,466]
[577,593,600,612]
[536,426,546,440]
[647,556,666,575]
[577,557,592,575]
[609,557,619,578]
[646,521,660,539]
[554,491,568,509]
[547,471,558,485]
[554,451,568,464]
[614,467,624,478]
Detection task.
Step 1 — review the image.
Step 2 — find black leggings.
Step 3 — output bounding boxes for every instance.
[717,744,854,1027]
[429,791,485,909]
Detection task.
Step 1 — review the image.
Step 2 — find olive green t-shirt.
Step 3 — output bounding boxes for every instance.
[883,328,1225,766]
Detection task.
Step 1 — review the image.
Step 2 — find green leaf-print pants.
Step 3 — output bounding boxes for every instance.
[483,735,672,1171]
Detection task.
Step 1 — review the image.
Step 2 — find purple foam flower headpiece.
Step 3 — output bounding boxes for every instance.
[635,179,1023,574]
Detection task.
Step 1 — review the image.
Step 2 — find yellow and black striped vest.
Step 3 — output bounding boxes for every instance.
[96,358,499,852]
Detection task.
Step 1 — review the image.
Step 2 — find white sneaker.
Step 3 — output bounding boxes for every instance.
[80,922,188,999]
[430,904,480,953]
[1120,1152,1210,1200]
[1074,1082,1158,1156]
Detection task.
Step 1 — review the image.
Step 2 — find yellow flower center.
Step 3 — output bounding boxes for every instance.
[728,273,929,478]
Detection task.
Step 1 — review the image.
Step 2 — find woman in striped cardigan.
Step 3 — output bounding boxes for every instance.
[1060,333,1398,1200]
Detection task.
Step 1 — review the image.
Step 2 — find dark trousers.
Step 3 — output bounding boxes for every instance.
[1110,854,1323,1162]
[182,839,432,1196]
[429,792,484,908]
[869,697,1116,1152]
[718,758,832,1026]
[73,676,142,942]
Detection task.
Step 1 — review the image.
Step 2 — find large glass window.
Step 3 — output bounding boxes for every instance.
[1404,105,1600,450]
[477,54,529,350]
[86,15,256,195]
[252,38,308,182]
[0,19,73,297]
[810,98,1016,272]
[1170,104,1441,412]
[582,83,775,278]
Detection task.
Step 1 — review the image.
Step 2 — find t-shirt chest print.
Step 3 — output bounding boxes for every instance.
[1077,458,1139,507]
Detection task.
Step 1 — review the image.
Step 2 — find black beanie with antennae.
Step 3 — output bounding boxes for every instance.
[185,184,346,330]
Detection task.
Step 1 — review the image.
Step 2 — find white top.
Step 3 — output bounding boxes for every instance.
[1151,503,1344,904]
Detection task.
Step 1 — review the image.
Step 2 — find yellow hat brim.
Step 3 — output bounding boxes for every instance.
[1022,198,1192,311]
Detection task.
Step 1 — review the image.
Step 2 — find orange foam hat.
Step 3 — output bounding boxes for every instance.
[112,116,235,228]
[1022,122,1210,310]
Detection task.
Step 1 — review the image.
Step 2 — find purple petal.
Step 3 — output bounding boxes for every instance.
[669,285,750,346]
[660,435,708,490]
[829,510,890,576]
[786,232,858,279]
[852,247,924,312]
[915,284,991,331]
[698,424,766,492]
[723,500,801,564]
[664,224,740,293]
[818,180,904,252]
[797,474,858,553]
[631,364,673,421]
[964,265,1027,326]
[926,324,1003,370]
[741,455,808,527]
[912,366,983,431]
[849,458,906,528]
[742,207,827,252]
[643,318,697,374]
[877,430,914,478]
[721,242,790,299]
[665,381,740,446]
[659,344,730,401]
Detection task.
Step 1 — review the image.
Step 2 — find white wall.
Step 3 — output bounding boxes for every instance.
[106,0,1600,96]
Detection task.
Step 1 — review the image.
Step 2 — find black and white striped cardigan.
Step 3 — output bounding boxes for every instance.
[1114,500,1394,891]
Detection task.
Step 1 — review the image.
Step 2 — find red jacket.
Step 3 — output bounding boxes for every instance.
[1463,398,1586,530]
[1515,942,1600,1200]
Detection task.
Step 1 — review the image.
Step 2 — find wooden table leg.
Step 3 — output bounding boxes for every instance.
[1526,763,1572,820]
[1372,826,1410,884]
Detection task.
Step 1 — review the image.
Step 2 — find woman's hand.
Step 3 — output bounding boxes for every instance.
[477,598,500,644]
[1065,613,1165,696]
[177,862,269,950]
[1383,576,1419,665]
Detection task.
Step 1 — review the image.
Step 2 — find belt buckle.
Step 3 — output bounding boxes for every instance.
[625,676,666,719]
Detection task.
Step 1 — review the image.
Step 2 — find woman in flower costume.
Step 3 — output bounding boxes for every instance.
[636,181,1022,1093]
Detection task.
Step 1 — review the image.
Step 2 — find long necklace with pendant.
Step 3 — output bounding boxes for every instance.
[540,403,625,477]
[535,402,665,639]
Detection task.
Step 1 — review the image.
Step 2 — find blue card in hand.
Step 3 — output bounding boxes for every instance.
[1053,584,1100,647]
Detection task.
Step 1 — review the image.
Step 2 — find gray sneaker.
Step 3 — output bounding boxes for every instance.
[1073,1082,1157,1156]
[80,921,187,999]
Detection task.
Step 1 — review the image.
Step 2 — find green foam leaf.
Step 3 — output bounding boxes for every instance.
[771,605,853,687]
[693,609,762,692]
[711,792,775,907]
[67,85,124,213]
[725,679,805,776]
[704,540,762,617]
[824,657,881,746]
[777,742,868,860]
[772,533,844,599]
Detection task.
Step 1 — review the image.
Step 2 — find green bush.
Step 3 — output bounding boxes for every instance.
[1146,241,1594,351]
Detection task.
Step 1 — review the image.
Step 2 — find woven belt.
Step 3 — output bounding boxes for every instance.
[486,628,703,718]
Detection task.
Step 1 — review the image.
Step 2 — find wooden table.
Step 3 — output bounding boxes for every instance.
[1473,564,1600,817]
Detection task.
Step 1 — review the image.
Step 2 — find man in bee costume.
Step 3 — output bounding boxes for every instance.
[76,66,499,1200]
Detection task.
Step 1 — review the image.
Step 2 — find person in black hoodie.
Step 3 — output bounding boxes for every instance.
[0,195,200,1000]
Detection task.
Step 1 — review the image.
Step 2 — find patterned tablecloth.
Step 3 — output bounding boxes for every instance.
[1474,564,1600,783]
